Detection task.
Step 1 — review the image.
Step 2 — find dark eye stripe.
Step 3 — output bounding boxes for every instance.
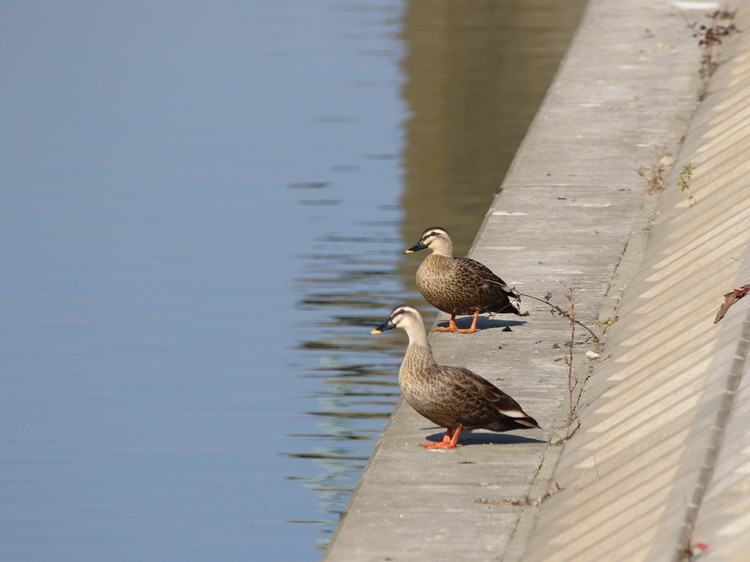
[391,306,414,320]
[423,229,446,242]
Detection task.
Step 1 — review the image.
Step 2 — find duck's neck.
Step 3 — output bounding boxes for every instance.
[405,325,429,347]
[403,330,437,369]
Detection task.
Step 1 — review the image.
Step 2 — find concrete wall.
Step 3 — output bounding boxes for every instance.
[521,5,750,561]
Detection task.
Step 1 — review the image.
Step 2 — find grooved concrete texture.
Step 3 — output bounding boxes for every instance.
[324,1,750,560]
[522,8,750,561]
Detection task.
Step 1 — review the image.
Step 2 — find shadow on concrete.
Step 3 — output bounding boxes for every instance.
[433,316,528,332]
[420,429,545,447]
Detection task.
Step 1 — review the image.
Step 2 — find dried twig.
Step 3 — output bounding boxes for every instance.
[516,291,600,344]
[475,482,563,507]
[565,291,576,419]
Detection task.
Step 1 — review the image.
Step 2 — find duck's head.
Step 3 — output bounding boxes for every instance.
[404,227,453,257]
[370,305,424,336]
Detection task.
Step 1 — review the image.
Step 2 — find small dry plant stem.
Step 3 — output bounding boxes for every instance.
[486,277,599,343]
[492,280,601,425]
[637,152,672,193]
[685,8,740,100]
[517,291,600,345]
[565,291,576,419]
[475,482,563,507]
[516,287,597,422]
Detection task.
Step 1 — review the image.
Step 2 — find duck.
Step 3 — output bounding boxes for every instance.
[371,305,539,449]
[405,227,527,334]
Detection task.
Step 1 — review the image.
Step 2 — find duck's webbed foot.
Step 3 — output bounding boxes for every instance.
[420,426,462,449]
[431,315,458,333]
[453,311,480,334]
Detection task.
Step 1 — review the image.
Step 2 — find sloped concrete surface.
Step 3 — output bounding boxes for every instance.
[520,6,750,562]
[324,1,750,561]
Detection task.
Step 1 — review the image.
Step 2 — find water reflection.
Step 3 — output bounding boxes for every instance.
[400,0,589,253]
[289,203,412,549]
[1,1,406,560]
[0,0,585,558]
[289,0,588,554]
[273,0,410,547]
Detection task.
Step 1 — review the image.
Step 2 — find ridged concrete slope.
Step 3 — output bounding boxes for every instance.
[521,7,750,562]
[323,0,722,560]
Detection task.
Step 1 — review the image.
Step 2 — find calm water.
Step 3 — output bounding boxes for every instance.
[0,1,585,560]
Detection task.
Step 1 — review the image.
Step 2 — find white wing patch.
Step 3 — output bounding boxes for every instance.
[499,408,526,418]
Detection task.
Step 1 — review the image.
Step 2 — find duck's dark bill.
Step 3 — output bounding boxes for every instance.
[404,241,427,254]
[371,320,395,334]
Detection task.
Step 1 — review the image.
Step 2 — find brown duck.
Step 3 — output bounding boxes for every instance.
[405,226,527,333]
[371,305,540,449]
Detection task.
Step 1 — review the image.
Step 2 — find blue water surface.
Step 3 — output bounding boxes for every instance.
[1,2,406,560]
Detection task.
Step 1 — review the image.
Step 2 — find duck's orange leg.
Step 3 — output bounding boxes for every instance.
[420,426,463,449]
[454,311,480,334]
[431,315,458,332]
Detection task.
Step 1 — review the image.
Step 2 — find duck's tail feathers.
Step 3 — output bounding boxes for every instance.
[499,300,526,316]
[515,415,541,429]
[500,409,541,429]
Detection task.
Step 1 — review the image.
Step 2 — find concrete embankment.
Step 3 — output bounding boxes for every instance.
[325,1,750,560]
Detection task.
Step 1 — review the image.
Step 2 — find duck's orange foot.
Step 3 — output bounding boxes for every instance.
[453,311,479,334]
[431,317,458,332]
[419,426,462,449]
[420,439,458,449]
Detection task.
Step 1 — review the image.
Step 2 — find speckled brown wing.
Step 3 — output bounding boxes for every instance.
[437,366,539,431]
[416,254,521,316]
[453,258,520,315]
